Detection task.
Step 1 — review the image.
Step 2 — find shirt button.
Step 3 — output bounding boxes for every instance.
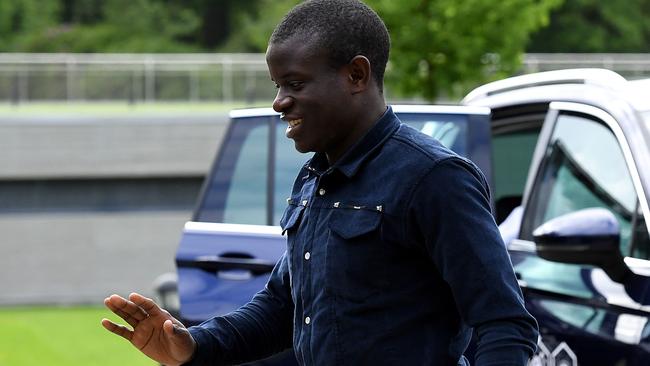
[318,188,326,196]
[304,252,311,260]
[305,316,311,325]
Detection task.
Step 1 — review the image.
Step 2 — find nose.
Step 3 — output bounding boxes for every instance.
[272,90,293,114]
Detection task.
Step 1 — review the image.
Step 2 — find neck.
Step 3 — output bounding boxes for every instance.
[325,95,387,165]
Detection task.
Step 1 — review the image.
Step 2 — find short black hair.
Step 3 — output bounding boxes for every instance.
[270,0,390,91]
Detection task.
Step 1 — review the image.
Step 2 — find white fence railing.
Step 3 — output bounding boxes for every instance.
[523,53,650,76]
[0,53,272,104]
[1,53,649,104]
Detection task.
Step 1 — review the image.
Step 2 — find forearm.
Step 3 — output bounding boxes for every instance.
[410,158,538,364]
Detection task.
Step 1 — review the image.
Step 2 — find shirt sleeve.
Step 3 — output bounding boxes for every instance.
[407,157,539,365]
[184,251,294,366]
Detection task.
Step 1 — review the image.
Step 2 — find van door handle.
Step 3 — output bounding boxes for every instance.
[176,256,276,275]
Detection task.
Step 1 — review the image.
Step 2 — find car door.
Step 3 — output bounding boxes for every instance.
[175,106,492,325]
[510,102,650,365]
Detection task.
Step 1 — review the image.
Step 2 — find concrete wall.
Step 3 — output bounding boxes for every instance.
[0,211,186,305]
[0,112,229,305]
[0,112,228,179]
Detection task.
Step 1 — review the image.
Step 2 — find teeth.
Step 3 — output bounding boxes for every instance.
[288,119,303,128]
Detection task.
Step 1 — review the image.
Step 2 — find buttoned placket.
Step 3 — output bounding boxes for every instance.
[297,169,326,365]
[303,164,340,365]
[301,192,313,332]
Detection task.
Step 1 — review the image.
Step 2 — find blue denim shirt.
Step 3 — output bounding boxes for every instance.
[187,107,538,365]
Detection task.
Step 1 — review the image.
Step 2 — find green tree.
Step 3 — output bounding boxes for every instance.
[0,0,60,49]
[372,0,563,100]
[527,0,650,52]
[1,0,259,52]
[3,0,202,52]
[219,0,301,52]
[226,0,562,101]
[1,0,563,100]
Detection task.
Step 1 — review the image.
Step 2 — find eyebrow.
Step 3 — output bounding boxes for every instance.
[275,71,308,82]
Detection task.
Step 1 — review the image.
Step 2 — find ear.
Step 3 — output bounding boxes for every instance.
[345,55,372,94]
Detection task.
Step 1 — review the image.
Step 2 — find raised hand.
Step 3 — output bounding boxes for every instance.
[102,293,196,366]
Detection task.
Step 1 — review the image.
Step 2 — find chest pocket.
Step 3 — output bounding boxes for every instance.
[329,208,381,238]
[280,203,305,298]
[280,203,304,234]
[327,207,386,303]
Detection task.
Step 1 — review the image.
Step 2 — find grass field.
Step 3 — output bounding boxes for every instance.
[0,306,156,365]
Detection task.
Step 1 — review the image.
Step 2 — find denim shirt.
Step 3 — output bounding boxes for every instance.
[186,107,539,366]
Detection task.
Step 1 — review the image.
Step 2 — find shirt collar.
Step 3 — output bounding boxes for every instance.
[308,106,401,178]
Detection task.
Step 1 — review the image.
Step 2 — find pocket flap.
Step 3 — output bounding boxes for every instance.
[329,209,381,239]
[280,204,304,234]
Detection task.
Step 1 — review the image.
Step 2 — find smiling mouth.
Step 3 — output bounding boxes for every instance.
[287,118,303,128]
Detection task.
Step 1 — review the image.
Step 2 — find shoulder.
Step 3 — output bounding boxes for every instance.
[386,124,489,198]
[388,123,482,177]
[391,123,458,163]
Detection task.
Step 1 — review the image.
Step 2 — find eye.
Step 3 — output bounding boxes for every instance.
[273,82,280,89]
[289,81,304,90]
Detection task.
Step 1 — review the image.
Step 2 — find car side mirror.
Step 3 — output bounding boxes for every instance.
[533,208,632,283]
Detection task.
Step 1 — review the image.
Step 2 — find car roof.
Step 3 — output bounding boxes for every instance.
[624,79,650,112]
[463,68,650,113]
[229,104,490,119]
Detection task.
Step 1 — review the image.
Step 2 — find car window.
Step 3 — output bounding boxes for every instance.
[492,129,539,223]
[525,113,649,259]
[195,117,269,224]
[274,120,308,224]
[222,123,269,224]
[399,113,468,156]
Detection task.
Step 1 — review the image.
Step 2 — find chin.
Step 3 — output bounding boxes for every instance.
[293,141,312,154]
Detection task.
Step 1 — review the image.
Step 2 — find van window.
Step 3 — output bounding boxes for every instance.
[195,117,269,224]
[274,121,308,224]
[492,129,539,223]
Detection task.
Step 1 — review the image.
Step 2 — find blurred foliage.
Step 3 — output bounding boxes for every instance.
[0,0,60,49]
[1,0,200,52]
[4,0,650,99]
[225,0,562,100]
[527,0,650,52]
[372,0,562,100]
[0,0,256,52]
[218,0,301,52]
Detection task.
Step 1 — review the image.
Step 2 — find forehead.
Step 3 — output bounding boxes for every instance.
[266,37,332,77]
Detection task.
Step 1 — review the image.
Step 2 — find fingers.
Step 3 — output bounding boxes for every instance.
[129,292,165,318]
[101,318,133,341]
[108,306,141,328]
[104,294,150,325]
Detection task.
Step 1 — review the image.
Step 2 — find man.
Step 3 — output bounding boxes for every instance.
[103,1,539,365]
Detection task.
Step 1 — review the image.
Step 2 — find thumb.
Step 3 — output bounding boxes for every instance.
[163,319,188,339]
[163,320,196,350]
[163,319,196,363]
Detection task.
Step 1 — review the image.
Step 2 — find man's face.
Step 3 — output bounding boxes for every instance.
[266,37,357,161]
